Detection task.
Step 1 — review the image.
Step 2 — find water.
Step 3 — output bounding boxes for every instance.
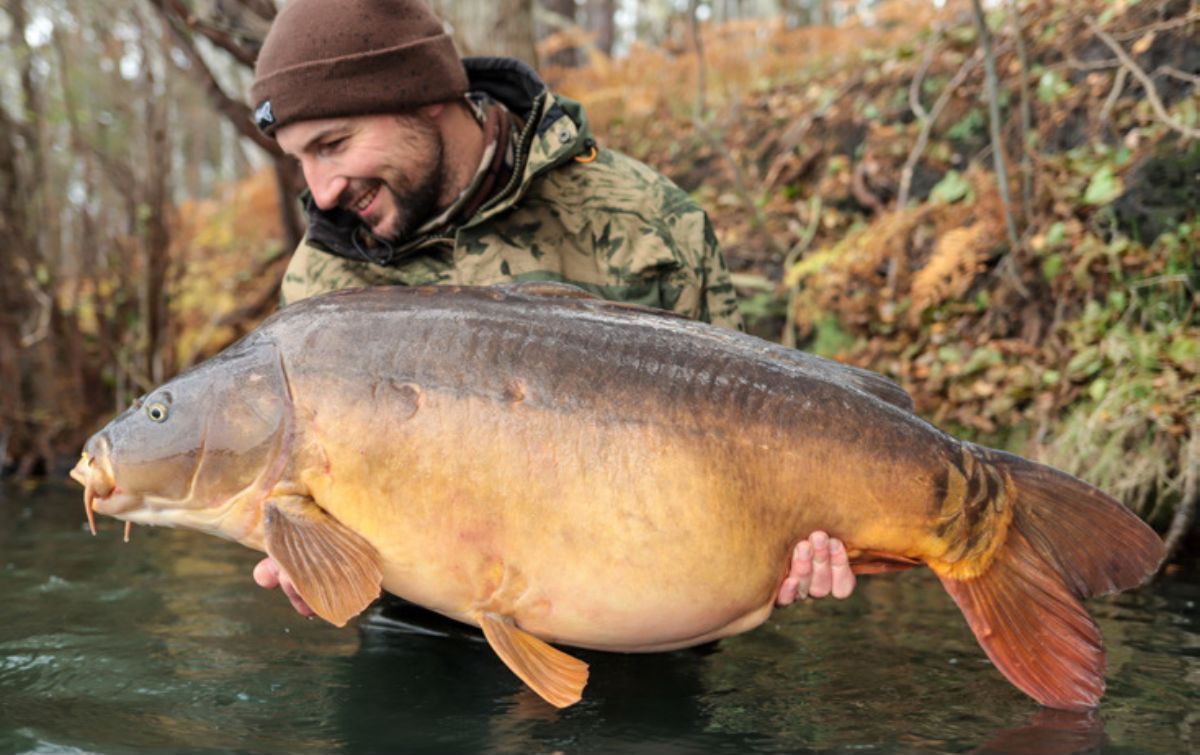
[1,481,1196,754]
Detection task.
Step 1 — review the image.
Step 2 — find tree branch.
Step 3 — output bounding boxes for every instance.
[145,0,282,156]
[1005,0,1033,225]
[1154,65,1200,87]
[1111,9,1200,40]
[897,49,984,209]
[1086,16,1200,141]
[239,0,278,23]
[971,0,1021,252]
[1099,65,1129,132]
[162,0,258,67]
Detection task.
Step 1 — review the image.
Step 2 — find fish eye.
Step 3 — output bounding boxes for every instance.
[146,402,169,423]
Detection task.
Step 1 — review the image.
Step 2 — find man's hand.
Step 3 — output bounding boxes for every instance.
[775,531,856,606]
[253,556,314,618]
[254,529,856,618]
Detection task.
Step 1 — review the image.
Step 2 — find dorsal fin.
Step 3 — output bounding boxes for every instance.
[497,281,692,320]
[493,282,913,411]
[764,347,914,412]
[496,281,601,300]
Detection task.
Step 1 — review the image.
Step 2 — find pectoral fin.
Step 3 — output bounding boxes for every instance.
[263,495,383,627]
[478,612,589,708]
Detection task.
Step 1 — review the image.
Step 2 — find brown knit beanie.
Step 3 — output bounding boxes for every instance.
[250,0,469,136]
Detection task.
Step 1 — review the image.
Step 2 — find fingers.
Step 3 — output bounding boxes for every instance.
[253,556,281,588]
[776,531,857,606]
[776,540,814,606]
[807,531,833,598]
[252,556,315,617]
[829,537,856,599]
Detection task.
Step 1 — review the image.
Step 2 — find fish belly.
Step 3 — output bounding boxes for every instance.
[300,385,939,652]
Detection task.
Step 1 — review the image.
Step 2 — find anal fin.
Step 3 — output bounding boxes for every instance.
[264,495,383,627]
[478,612,589,708]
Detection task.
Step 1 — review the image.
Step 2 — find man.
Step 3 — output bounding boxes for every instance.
[247,0,855,620]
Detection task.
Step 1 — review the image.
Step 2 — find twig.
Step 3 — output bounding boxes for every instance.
[908,27,942,122]
[1065,55,1120,72]
[1005,0,1034,225]
[1086,16,1200,140]
[161,0,258,67]
[1111,9,1200,40]
[971,0,1021,252]
[851,159,883,214]
[781,196,822,349]
[1099,65,1129,131]
[1155,64,1200,87]
[1127,273,1194,290]
[897,49,984,209]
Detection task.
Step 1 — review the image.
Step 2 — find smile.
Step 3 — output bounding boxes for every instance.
[352,185,380,213]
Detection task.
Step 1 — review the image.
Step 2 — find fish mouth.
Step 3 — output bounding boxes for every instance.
[70,436,138,536]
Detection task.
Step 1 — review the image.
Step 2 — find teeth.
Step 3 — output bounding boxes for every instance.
[354,186,378,212]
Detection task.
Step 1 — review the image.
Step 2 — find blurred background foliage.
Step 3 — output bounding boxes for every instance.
[0,0,1196,554]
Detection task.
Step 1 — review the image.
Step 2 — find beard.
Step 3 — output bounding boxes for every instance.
[345,116,446,243]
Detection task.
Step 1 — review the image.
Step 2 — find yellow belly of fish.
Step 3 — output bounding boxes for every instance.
[294,394,813,649]
[296,386,939,650]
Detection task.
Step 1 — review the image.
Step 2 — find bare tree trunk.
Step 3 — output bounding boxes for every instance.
[430,0,539,65]
[586,0,615,57]
[3,0,63,476]
[141,14,175,384]
[493,0,538,70]
[970,0,1021,252]
[0,102,32,474]
[542,0,580,67]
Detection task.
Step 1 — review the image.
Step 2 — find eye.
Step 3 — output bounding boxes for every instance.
[146,402,169,423]
[317,137,346,156]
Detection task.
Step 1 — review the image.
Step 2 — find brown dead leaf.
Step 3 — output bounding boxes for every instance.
[1131,31,1156,55]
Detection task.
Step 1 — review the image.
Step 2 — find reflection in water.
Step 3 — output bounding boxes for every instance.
[1,482,1196,754]
[970,709,1105,755]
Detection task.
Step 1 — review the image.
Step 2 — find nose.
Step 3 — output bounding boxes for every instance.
[301,159,347,211]
[83,432,111,466]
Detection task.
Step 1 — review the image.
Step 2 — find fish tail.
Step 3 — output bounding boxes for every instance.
[936,448,1164,711]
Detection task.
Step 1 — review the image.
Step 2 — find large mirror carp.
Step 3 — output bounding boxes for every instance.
[71,283,1164,710]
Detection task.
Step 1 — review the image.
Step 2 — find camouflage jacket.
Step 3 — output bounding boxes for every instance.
[281,57,742,330]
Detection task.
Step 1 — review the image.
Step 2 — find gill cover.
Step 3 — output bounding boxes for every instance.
[100,336,292,509]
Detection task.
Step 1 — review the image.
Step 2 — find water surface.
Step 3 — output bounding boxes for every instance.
[1,482,1196,754]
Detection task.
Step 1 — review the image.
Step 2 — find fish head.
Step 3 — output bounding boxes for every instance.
[71,337,293,539]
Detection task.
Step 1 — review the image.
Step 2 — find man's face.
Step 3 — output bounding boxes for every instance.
[277,112,445,242]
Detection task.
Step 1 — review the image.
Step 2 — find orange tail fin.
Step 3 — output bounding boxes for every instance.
[938,448,1165,712]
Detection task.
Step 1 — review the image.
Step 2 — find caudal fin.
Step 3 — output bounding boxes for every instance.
[937,449,1165,712]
